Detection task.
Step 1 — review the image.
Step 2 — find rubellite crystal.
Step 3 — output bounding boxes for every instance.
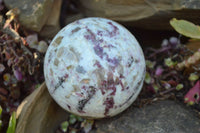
[44,17,146,118]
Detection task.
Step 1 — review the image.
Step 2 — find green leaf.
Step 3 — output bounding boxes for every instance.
[0,106,2,117]
[76,116,83,122]
[69,114,77,125]
[176,84,184,91]
[152,84,159,92]
[6,111,16,133]
[170,18,200,39]
[61,121,69,132]
[188,73,199,81]
[144,72,151,84]
[164,58,177,67]
[146,60,155,69]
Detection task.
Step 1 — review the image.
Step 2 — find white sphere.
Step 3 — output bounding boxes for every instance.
[44,17,145,118]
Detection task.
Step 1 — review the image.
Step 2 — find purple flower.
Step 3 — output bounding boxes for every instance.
[155,67,163,76]
[13,66,23,81]
[169,37,179,47]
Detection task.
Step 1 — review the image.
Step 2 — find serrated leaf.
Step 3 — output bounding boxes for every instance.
[6,111,16,133]
[170,18,200,39]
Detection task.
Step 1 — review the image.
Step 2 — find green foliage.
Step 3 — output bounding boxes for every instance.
[69,114,77,125]
[188,73,199,81]
[152,84,159,92]
[164,58,177,67]
[176,84,184,91]
[69,114,83,124]
[61,121,69,132]
[0,106,2,117]
[59,114,86,133]
[170,18,200,39]
[145,72,151,84]
[146,60,155,69]
[6,111,16,133]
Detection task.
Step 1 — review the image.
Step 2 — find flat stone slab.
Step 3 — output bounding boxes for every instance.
[91,100,200,133]
[80,0,200,30]
[16,83,200,133]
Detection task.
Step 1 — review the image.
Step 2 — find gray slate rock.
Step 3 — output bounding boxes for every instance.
[91,100,200,133]
[4,0,54,32]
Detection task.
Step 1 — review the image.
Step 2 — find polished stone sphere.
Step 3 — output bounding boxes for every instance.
[44,17,146,118]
